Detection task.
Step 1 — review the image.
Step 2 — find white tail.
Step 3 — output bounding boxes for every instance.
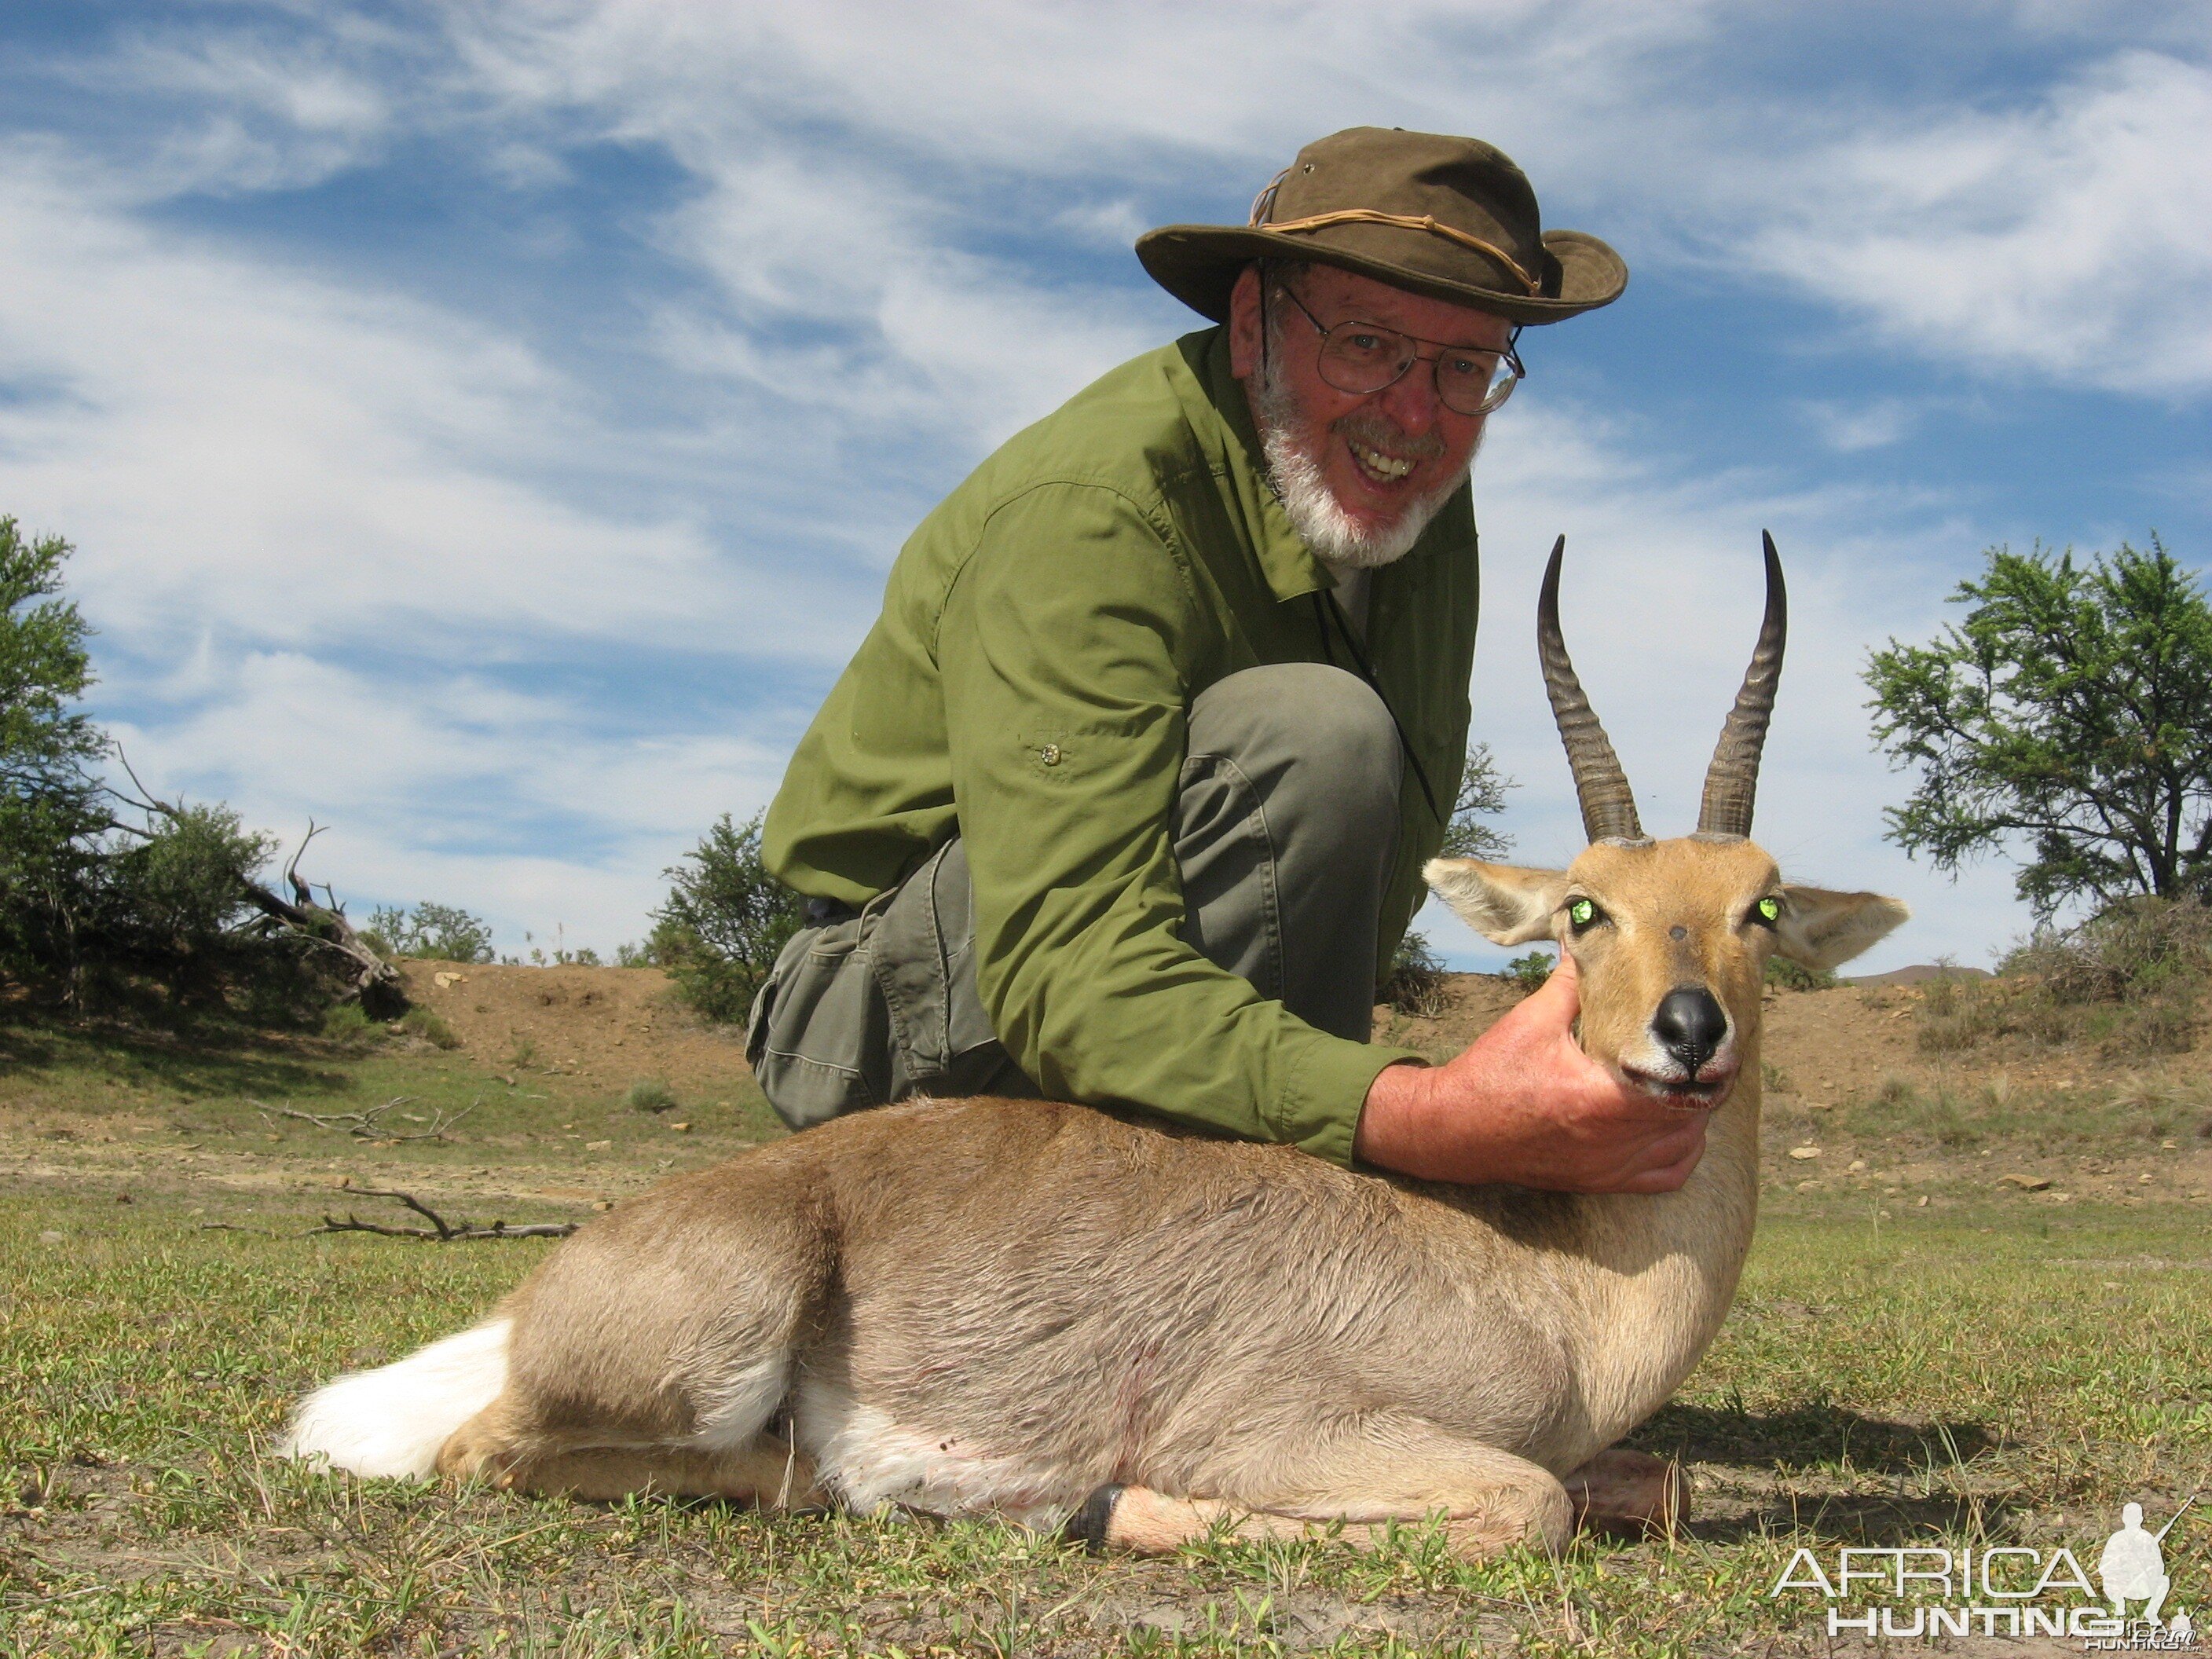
[284,1318,510,1479]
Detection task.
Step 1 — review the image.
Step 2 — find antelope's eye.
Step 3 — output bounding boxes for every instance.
[1755,896,1782,925]
[1567,898,1597,929]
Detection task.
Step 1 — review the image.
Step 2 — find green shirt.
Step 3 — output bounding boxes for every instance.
[764,327,1481,1166]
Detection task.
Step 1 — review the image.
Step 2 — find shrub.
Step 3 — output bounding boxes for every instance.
[398,1006,460,1049]
[650,811,807,1024]
[1380,930,1447,1017]
[320,1003,383,1048]
[363,901,495,964]
[625,1078,678,1114]
[1765,956,1837,991]
[1,518,376,1020]
[2001,895,2212,1004]
[1504,950,1555,994]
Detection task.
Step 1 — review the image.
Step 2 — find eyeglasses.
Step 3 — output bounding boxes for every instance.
[1270,283,1525,416]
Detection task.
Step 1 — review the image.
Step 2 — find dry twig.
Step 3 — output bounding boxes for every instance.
[255,1095,478,1142]
[309,1185,577,1243]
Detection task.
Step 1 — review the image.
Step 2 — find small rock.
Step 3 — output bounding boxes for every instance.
[585,1140,611,1152]
[434,971,466,987]
[668,1121,691,1133]
[37,1230,63,1245]
[1915,1195,1929,1207]
[1794,1179,1819,1192]
[1998,1173,2052,1191]
[328,1174,351,1189]
[1847,1159,1867,1173]
[592,1199,615,1213]
[1788,1145,1822,1161]
[2139,1173,2154,1185]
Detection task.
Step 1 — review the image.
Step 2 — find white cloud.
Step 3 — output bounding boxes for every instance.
[1730,48,2212,394]
[9,0,2189,965]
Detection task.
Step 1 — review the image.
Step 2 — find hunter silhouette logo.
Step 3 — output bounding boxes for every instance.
[1770,1496,2199,1646]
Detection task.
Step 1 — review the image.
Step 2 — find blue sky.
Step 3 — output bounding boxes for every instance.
[1,2,2207,970]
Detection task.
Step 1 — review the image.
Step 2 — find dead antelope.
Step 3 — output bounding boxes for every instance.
[286,534,1905,1558]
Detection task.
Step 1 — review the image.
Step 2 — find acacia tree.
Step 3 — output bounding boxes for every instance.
[1438,740,1516,861]
[1865,537,2212,920]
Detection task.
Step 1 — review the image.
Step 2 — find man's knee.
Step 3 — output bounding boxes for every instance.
[1187,663,1401,816]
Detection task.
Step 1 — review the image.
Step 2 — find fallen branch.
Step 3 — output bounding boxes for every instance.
[107,759,406,1015]
[255,1095,478,1142]
[309,1186,578,1243]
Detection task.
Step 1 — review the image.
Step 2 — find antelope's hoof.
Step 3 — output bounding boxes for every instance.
[1563,1449,1687,1536]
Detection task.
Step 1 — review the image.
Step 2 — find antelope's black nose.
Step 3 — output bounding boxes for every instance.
[1653,987,1728,1076]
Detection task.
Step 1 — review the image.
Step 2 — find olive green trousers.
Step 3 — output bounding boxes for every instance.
[745,663,1403,1130]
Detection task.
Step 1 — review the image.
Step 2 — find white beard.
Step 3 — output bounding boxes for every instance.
[1249,360,1476,570]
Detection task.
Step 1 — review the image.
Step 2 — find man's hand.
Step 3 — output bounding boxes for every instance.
[1353,954,1712,1192]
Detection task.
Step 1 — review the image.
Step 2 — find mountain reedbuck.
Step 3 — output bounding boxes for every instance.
[287,534,1906,1558]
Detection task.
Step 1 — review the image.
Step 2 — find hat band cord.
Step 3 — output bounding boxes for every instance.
[1257,208,1543,296]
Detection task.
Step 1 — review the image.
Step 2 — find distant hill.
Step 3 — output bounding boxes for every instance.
[1841,963,1993,987]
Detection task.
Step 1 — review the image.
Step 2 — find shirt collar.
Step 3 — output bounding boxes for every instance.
[1178,327,1333,604]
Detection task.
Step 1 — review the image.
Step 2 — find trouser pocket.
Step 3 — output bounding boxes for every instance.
[746,914,895,1130]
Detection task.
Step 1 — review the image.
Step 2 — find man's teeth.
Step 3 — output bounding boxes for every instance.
[1350,441,1414,481]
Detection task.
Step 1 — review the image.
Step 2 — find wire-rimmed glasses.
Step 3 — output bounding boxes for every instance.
[1273,283,1525,416]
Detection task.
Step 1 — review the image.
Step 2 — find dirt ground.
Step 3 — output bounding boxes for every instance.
[396,959,760,1099]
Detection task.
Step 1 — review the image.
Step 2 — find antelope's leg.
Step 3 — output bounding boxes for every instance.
[441,1413,823,1507]
[1071,1428,1572,1561]
[1560,1448,1687,1536]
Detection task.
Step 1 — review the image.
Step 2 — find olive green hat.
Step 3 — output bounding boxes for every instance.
[1137,126,1627,326]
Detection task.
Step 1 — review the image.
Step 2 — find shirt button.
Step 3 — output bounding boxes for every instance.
[1038,743,1062,766]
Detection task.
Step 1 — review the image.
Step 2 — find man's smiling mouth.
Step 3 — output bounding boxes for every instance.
[1348,440,1415,483]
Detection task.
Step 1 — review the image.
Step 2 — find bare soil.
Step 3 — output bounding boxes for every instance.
[395,959,758,1098]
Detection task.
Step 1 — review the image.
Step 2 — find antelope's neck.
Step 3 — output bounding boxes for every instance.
[1557,1063,1764,1446]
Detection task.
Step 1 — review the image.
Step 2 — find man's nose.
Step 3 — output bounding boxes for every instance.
[1372,355,1444,431]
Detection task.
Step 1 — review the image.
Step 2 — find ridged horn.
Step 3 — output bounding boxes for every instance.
[1538,536,1643,843]
[1696,532,1789,837]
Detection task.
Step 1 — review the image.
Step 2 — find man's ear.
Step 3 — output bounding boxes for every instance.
[1774,886,1911,970]
[1425,858,1569,946]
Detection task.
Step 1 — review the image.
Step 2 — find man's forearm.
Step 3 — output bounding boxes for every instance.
[1352,1059,1448,1177]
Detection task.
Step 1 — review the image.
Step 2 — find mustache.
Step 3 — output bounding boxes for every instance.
[1332,411,1445,461]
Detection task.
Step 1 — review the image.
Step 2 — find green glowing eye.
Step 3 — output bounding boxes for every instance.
[1568,899,1595,928]
[1756,896,1781,923]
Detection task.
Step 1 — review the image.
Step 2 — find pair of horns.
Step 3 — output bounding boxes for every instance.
[1537,532,1786,843]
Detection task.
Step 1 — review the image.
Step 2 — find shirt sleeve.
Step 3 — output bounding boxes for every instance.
[936,481,1418,1166]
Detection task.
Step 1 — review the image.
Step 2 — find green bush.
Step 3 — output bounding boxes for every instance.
[0,517,357,1021]
[625,1078,678,1114]
[1379,930,1447,1017]
[320,1002,383,1048]
[649,811,806,1023]
[1764,956,1837,991]
[1503,950,1555,994]
[398,1006,460,1049]
[2000,895,2212,1004]
[362,901,495,964]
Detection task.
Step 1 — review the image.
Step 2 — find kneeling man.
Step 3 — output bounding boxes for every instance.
[752,126,1706,1195]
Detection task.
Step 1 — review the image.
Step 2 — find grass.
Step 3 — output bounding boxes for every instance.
[1,1016,2207,1655]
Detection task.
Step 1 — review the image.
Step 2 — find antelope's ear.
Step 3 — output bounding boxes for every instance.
[1425,858,1570,946]
[1774,886,1910,969]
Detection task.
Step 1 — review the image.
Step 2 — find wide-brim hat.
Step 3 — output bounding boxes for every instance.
[1137,126,1627,327]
